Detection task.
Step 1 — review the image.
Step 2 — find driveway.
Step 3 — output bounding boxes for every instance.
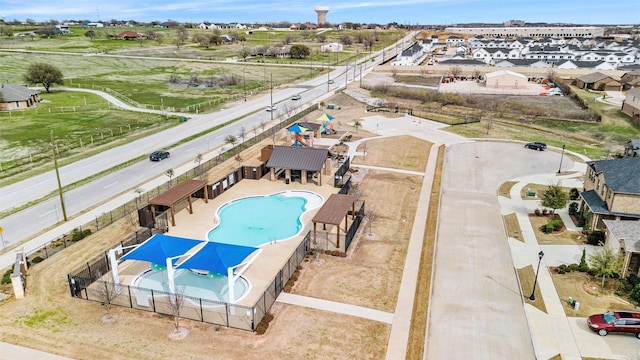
[427,141,567,359]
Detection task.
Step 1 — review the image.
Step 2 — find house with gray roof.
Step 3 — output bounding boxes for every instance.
[624,139,640,158]
[0,84,41,111]
[602,219,640,278]
[579,157,640,231]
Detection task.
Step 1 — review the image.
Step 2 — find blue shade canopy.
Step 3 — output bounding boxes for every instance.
[176,241,259,275]
[120,234,202,266]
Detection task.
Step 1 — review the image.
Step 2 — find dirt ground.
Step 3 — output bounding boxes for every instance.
[0,93,429,359]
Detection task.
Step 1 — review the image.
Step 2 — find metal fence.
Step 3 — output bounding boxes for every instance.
[67,230,312,331]
[344,201,365,251]
[334,157,351,188]
[365,105,481,126]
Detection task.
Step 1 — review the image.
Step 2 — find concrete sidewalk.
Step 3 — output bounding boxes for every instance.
[0,342,74,360]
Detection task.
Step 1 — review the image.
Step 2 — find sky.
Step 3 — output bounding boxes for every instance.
[2,0,638,25]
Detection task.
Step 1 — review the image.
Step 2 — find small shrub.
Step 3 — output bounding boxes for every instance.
[578,248,589,272]
[255,322,268,335]
[263,313,274,323]
[29,256,44,265]
[568,202,579,215]
[569,188,580,200]
[283,284,292,293]
[568,263,580,272]
[542,209,548,216]
[587,230,605,246]
[1,265,14,285]
[558,264,570,273]
[551,219,563,231]
[71,228,92,242]
[534,209,541,216]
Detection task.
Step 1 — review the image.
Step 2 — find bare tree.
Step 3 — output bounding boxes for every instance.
[367,207,378,236]
[194,153,203,178]
[235,153,243,167]
[353,119,362,133]
[95,280,119,322]
[449,65,462,79]
[239,126,247,146]
[167,286,187,338]
[165,169,175,186]
[252,125,259,141]
[134,187,144,208]
[224,135,238,153]
[391,67,399,78]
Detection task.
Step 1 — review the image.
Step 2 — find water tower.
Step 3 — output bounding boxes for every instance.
[315,6,330,26]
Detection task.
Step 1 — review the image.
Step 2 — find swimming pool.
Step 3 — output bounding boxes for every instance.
[207,191,323,247]
[134,268,249,303]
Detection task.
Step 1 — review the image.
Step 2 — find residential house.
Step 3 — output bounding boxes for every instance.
[622,88,640,124]
[446,36,465,47]
[574,72,622,91]
[622,70,640,90]
[115,31,145,40]
[579,157,640,231]
[556,60,616,70]
[0,84,41,111]
[601,219,640,278]
[393,43,426,66]
[494,59,549,68]
[623,139,640,157]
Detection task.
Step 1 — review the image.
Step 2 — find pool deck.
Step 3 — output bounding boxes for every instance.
[164,176,342,307]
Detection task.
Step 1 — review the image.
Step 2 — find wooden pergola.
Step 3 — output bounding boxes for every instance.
[148,180,208,227]
[312,194,357,248]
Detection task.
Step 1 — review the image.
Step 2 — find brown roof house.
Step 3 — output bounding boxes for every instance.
[574,72,622,91]
[0,84,41,111]
[622,88,640,125]
[115,31,146,40]
[621,70,640,90]
[579,157,640,232]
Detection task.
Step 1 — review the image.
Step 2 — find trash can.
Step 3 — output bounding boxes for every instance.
[285,178,290,184]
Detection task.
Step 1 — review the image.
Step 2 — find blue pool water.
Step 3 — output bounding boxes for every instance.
[207,192,319,247]
[135,268,248,303]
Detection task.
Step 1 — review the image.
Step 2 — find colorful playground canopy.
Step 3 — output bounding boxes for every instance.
[316,113,335,122]
[176,242,259,275]
[287,123,308,134]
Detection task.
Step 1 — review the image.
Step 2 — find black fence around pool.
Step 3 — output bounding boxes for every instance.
[67,231,311,331]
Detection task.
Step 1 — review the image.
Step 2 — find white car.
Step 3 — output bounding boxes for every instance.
[291,94,301,100]
[266,105,277,112]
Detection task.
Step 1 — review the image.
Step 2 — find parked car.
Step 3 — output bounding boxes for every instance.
[328,79,335,84]
[149,150,170,161]
[588,311,640,338]
[524,142,547,151]
[266,105,277,112]
[291,94,301,100]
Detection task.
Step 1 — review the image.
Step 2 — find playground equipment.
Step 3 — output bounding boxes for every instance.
[317,113,336,135]
[288,123,313,147]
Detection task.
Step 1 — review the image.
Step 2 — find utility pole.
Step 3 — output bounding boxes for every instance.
[50,130,68,222]
[243,68,246,101]
[270,73,273,122]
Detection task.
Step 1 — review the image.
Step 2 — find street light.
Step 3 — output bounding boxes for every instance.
[529,251,545,301]
[557,144,566,174]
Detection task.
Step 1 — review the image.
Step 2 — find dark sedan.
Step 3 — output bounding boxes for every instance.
[524,142,547,151]
[149,150,170,161]
[588,311,640,338]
